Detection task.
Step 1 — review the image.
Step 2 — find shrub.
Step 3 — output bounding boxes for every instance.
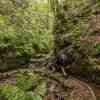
[50,0,100,66]
[0,0,53,57]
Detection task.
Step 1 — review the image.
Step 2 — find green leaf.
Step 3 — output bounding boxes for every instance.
[33,94,42,100]
[34,81,47,97]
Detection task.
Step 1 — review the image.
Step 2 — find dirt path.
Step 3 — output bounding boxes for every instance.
[88,82,100,100]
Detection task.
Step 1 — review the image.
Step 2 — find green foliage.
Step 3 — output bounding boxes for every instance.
[0,84,26,100]
[0,0,53,57]
[16,72,43,91]
[0,72,47,100]
[50,0,100,68]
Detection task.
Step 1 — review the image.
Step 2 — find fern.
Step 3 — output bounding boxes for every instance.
[0,72,47,100]
[0,84,26,100]
[34,80,47,97]
[16,72,41,91]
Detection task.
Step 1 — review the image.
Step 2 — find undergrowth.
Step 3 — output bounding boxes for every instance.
[0,72,47,100]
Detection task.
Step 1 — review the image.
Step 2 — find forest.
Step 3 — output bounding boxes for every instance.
[0,0,100,100]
